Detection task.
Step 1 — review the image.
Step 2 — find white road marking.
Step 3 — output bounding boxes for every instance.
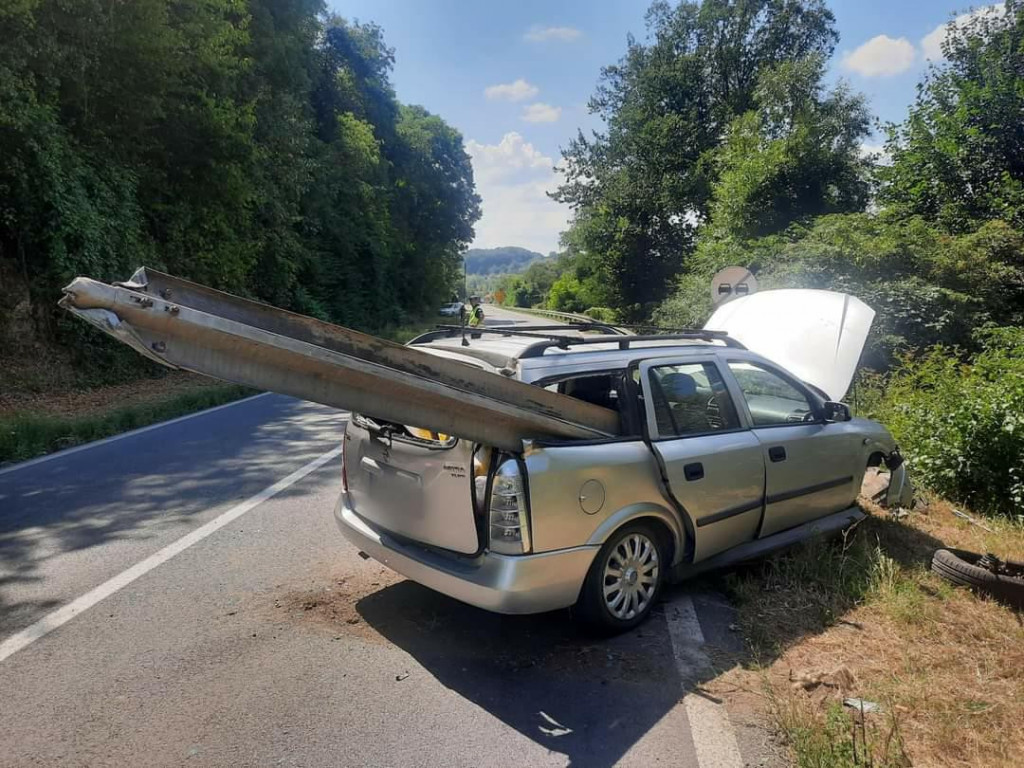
[664,594,744,768]
[0,392,272,477]
[0,444,341,664]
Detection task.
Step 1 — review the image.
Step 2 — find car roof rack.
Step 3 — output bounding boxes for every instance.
[516,330,745,358]
[408,322,627,346]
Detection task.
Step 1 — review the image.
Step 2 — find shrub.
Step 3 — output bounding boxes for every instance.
[864,328,1024,518]
[583,306,618,323]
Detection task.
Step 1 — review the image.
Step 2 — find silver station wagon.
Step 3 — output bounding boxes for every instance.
[335,291,913,632]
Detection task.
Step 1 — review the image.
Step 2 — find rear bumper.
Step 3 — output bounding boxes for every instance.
[334,492,598,614]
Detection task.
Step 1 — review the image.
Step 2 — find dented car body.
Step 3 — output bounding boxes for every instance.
[61,269,912,631]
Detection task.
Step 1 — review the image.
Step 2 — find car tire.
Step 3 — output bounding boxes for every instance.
[575,522,667,634]
[931,548,1024,610]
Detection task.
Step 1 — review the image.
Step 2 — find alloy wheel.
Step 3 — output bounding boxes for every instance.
[602,532,660,620]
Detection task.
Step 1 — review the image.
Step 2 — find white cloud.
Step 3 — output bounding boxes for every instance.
[466,132,569,253]
[484,78,539,102]
[859,141,891,165]
[921,4,1005,60]
[841,35,916,77]
[524,25,582,43]
[521,102,562,123]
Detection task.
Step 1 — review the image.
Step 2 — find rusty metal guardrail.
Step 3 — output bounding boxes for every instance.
[60,269,621,452]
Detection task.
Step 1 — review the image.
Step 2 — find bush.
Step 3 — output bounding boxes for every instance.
[652,214,1024,368]
[864,328,1024,518]
[583,307,618,323]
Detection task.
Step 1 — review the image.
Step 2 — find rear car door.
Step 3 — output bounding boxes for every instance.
[723,360,862,537]
[638,358,765,562]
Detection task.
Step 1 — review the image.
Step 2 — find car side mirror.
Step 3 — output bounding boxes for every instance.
[823,401,851,423]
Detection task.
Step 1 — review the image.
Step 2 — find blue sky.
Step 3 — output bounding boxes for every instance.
[329,0,1003,253]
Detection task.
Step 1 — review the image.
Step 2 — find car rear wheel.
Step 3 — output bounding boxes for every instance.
[575,522,666,634]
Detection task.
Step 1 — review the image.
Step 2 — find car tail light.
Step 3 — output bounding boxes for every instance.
[488,459,531,555]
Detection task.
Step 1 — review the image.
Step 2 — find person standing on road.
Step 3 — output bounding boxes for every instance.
[468,296,484,327]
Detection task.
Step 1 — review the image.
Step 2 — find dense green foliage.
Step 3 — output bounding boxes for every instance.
[655,213,1024,368]
[553,0,853,319]
[463,247,544,275]
[0,0,479,353]
[863,329,1024,517]
[496,255,569,308]
[881,2,1024,232]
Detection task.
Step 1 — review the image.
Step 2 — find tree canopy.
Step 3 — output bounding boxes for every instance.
[649,0,1024,367]
[0,0,480,350]
[881,1,1024,233]
[553,0,841,319]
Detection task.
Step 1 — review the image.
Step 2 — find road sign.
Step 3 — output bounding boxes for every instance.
[711,266,757,307]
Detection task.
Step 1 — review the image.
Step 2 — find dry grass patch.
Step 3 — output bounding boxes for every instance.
[722,499,1024,767]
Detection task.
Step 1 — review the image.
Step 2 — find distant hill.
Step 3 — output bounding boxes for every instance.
[463,246,545,275]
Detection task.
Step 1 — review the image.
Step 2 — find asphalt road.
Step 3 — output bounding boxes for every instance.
[0,308,761,768]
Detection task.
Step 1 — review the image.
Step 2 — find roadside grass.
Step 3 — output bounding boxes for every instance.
[722,498,1024,768]
[0,383,255,465]
[0,316,440,467]
[380,319,441,344]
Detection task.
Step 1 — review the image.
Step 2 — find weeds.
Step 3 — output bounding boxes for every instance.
[770,692,908,768]
[0,383,254,464]
[724,502,1024,767]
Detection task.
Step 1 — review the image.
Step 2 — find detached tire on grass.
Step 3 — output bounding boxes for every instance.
[931,548,1024,610]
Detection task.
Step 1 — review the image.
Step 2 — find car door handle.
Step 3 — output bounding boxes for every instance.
[768,446,787,463]
[683,462,704,481]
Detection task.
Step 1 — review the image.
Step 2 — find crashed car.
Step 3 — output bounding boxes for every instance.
[59,273,911,633]
[336,290,913,631]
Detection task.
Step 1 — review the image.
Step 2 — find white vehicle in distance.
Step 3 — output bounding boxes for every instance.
[438,301,464,317]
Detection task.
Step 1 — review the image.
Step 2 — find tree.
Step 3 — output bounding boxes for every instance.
[390,104,480,315]
[882,1,1024,232]
[554,0,838,318]
[0,2,481,362]
[708,56,871,240]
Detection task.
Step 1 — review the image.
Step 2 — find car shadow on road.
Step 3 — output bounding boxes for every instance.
[356,580,699,768]
[354,511,950,767]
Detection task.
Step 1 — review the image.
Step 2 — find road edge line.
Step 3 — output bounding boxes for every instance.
[0,392,272,477]
[0,444,341,664]
[665,593,744,768]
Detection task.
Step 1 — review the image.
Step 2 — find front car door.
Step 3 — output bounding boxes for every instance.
[637,357,765,562]
[723,358,864,537]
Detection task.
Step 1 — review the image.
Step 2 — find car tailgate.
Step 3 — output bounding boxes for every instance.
[344,416,480,555]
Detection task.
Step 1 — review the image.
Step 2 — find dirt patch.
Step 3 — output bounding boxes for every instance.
[722,499,1024,767]
[272,564,405,643]
[271,560,671,683]
[0,370,227,419]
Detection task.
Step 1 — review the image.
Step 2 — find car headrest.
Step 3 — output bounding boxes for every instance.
[661,372,697,398]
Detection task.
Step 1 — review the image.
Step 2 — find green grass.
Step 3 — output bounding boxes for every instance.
[380,320,439,344]
[0,317,437,466]
[0,384,255,465]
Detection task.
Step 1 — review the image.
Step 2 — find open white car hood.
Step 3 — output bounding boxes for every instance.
[705,289,874,402]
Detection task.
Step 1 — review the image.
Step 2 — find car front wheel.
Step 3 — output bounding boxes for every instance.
[575,522,666,633]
